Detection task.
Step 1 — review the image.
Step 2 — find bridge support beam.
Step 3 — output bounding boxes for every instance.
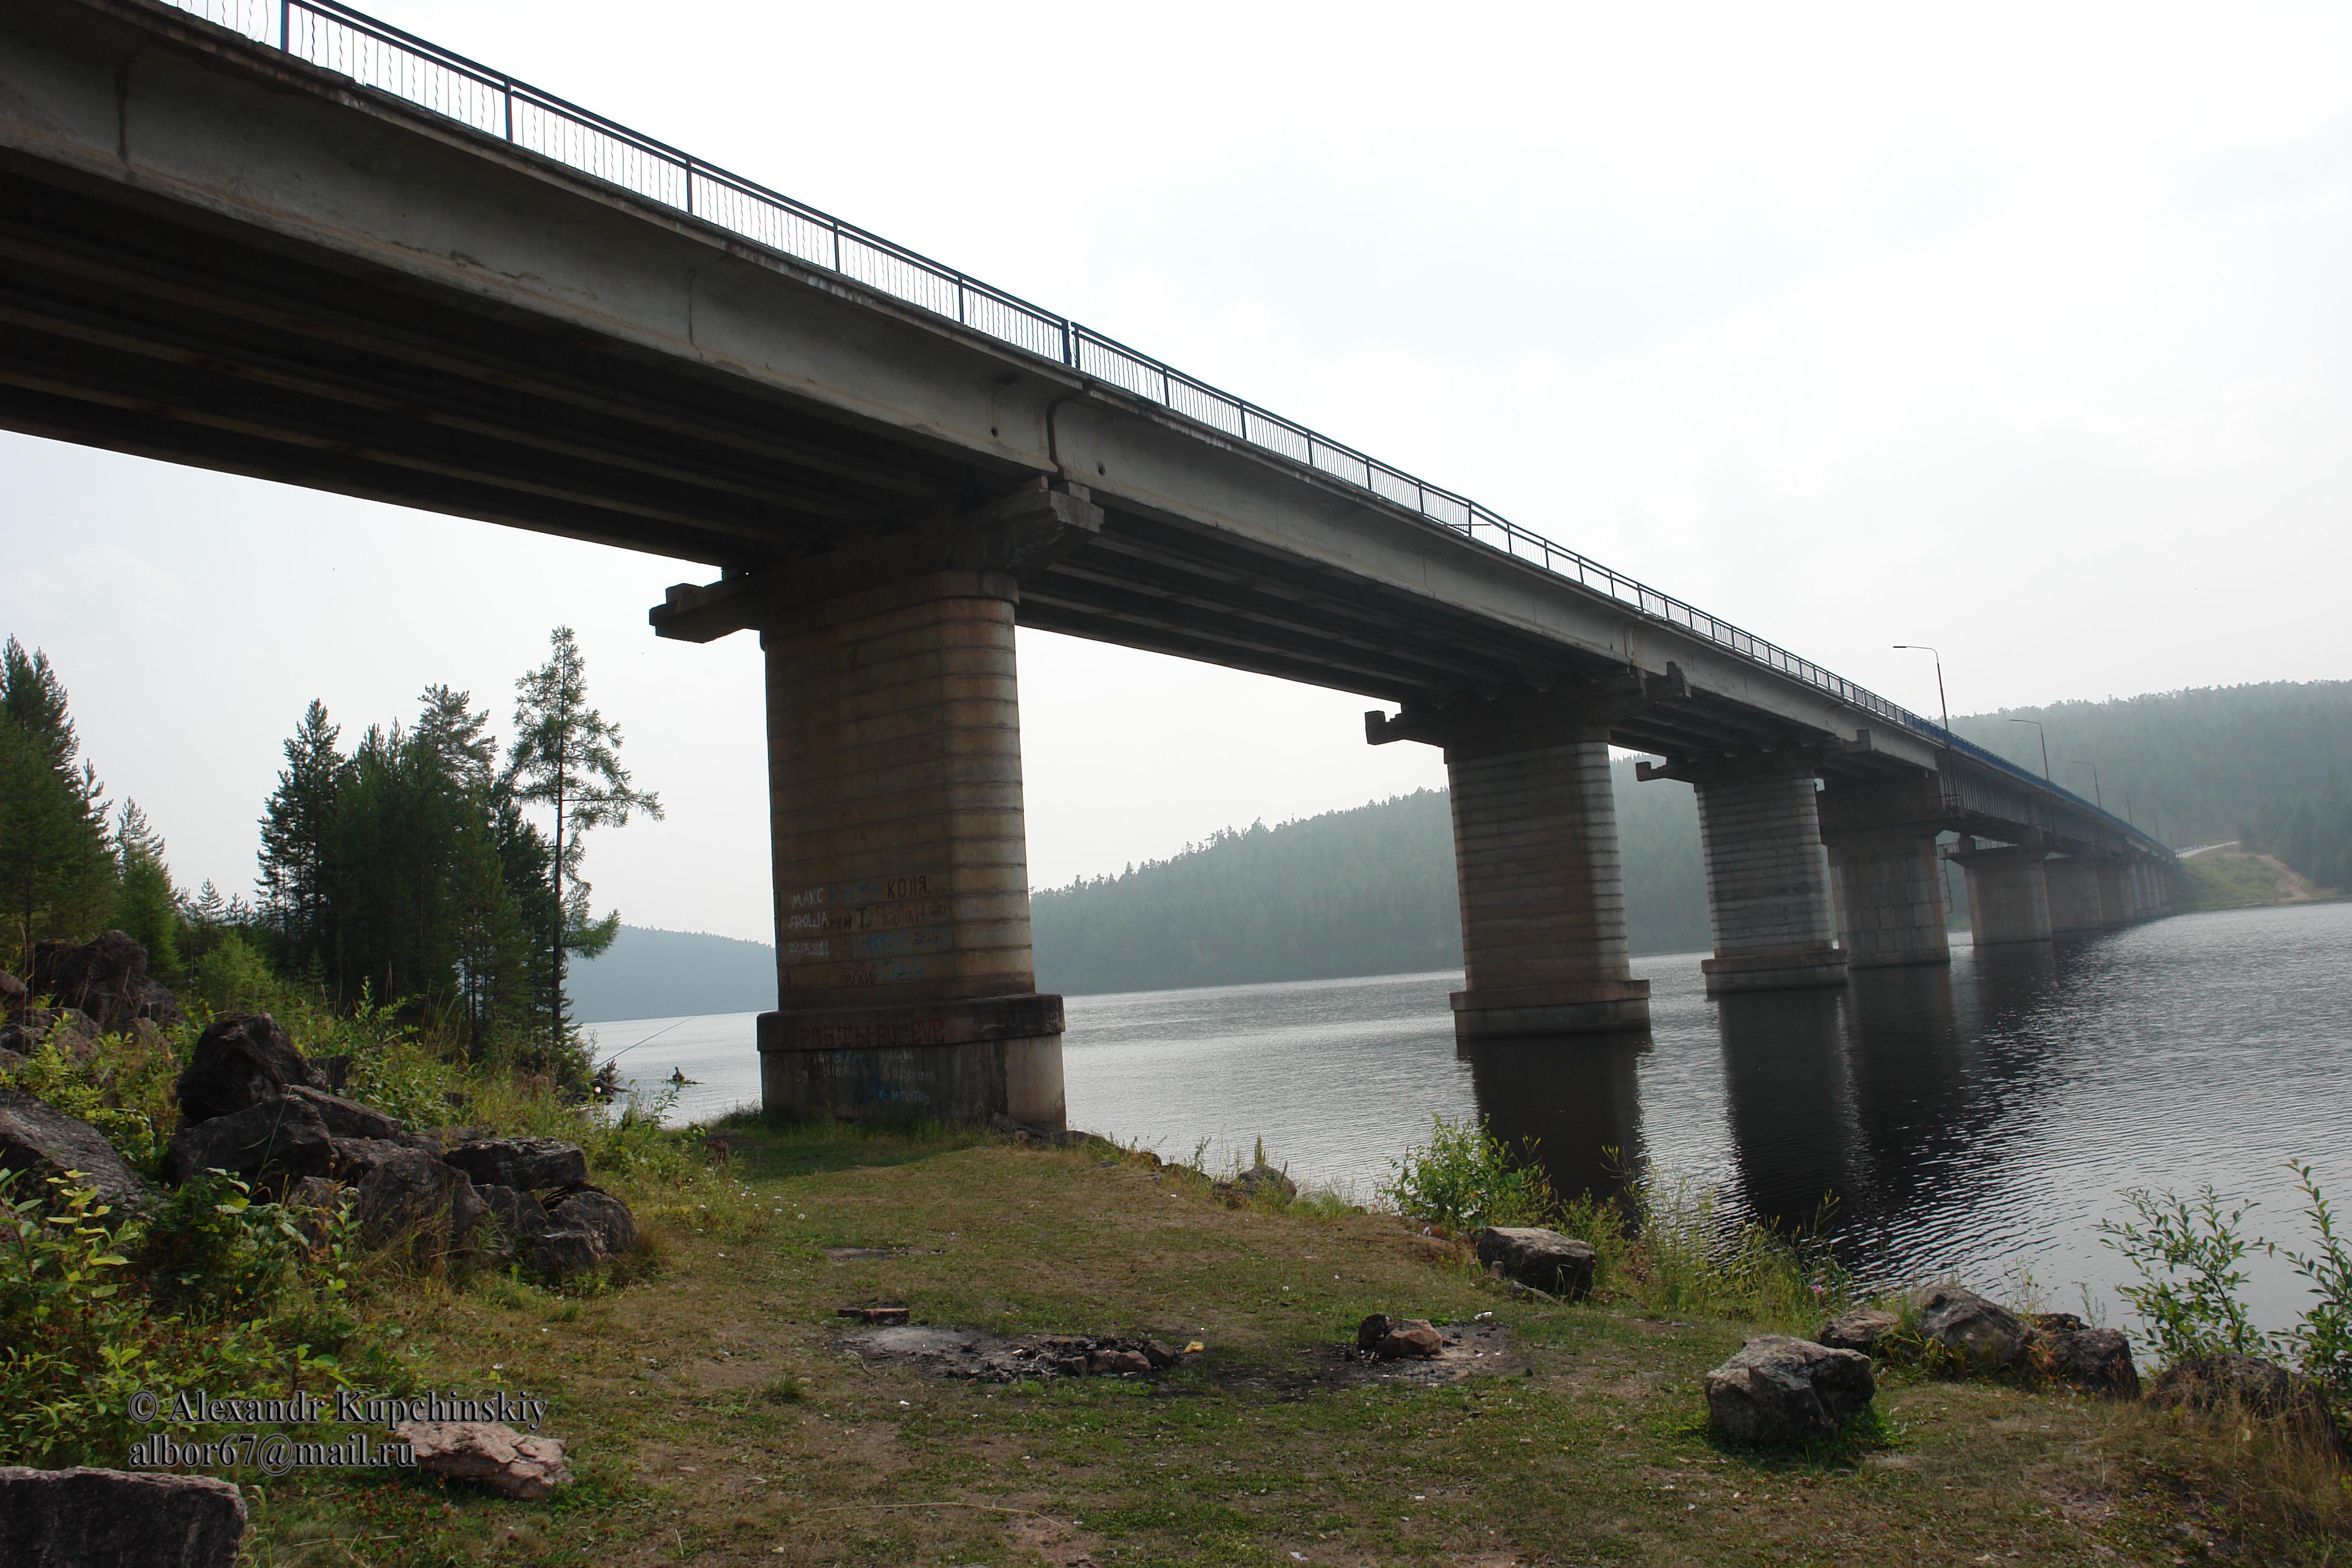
[1951,841,2052,946]
[2096,860,2135,927]
[1688,753,1847,994]
[1369,674,1686,1039]
[653,480,1101,1128]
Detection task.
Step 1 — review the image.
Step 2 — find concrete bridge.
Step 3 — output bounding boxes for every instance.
[0,0,2179,1128]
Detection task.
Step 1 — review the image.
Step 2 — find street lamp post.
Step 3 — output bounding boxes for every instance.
[2009,717,2051,781]
[2068,760,2103,812]
[2115,789,2134,828]
[1892,645,1951,738]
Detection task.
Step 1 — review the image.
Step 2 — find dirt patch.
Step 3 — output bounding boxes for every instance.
[846,1324,1191,1382]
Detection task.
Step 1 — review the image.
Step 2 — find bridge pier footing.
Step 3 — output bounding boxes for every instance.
[1690,754,1848,995]
[1952,840,2053,946]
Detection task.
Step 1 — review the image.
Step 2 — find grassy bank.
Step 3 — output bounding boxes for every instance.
[207,1122,2344,1568]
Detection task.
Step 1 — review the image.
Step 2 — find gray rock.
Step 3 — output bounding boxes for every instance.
[1705,1334,1877,1444]
[393,1422,571,1500]
[327,1136,418,1184]
[0,1087,155,1212]
[441,1135,587,1192]
[0,1465,247,1567]
[160,1094,333,1187]
[282,1085,410,1143]
[0,969,24,1017]
[542,1183,636,1255]
[1475,1226,1598,1298]
[2024,1313,2140,1397]
[0,1048,22,1075]
[29,931,184,1035]
[2146,1352,2347,1455]
[0,1007,101,1062]
[1089,1348,1152,1375]
[281,1175,350,1244]
[1232,1163,1297,1202]
[1355,1313,1443,1359]
[174,1014,326,1126]
[475,1184,550,1262]
[354,1150,485,1254]
[1820,1307,1904,1356]
[529,1227,607,1275]
[1913,1285,2032,1372]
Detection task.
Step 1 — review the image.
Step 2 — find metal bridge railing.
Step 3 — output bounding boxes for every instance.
[149,0,2160,855]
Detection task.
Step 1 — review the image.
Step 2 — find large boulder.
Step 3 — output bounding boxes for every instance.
[1475,1226,1598,1299]
[475,1183,551,1263]
[441,1135,587,1192]
[0,970,25,1018]
[0,1008,101,1063]
[160,1093,333,1186]
[328,1136,420,1184]
[174,1014,327,1125]
[1232,1162,1297,1203]
[1819,1307,1904,1357]
[1912,1285,2033,1373]
[281,1085,411,1144]
[393,1422,570,1500]
[0,1088,155,1212]
[531,1181,635,1273]
[2146,1352,2347,1455]
[28,931,183,1035]
[0,1465,246,1567]
[356,1149,485,1253]
[1705,1335,1877,1444]
[2025,1313,2140,1397]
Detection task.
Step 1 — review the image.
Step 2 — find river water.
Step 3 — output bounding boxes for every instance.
[587,900,2352,1331]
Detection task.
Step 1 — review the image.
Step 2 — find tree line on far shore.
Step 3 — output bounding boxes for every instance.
[0,629,656,1075]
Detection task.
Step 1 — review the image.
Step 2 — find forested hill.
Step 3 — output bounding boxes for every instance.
[1949,681,2352,846]
[569,924,775,1024]
[574,681,2352,1010]
[1030,763,1710,996]
[1030,679,2352,996]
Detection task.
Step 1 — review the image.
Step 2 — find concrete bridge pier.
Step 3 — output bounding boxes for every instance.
[1950,840,2053,946]
[1677,751,1847,995]
[1817,774,1953,970]
[2043,855,2109,936]
[653,479,1102,1128]
[2096,860,2135,927]
[1368,673,1685,1038]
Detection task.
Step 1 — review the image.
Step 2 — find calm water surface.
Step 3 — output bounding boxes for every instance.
[588,901,2352,1331]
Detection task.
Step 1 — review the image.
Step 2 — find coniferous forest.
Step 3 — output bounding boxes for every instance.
[0,628,656,1073]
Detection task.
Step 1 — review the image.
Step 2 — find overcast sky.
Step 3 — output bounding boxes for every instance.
[4,1,2348,944]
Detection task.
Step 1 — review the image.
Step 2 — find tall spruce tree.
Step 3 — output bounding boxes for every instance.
[258,699,345,980]
[111,799,181,981]
[503,627,661,1048]
[0,638,113,968]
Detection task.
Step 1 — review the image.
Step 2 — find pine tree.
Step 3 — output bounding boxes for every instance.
[503,627,661,1048]
[0,638,113,968]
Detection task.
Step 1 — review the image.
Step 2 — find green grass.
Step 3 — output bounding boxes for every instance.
[208,1125,2344,1567]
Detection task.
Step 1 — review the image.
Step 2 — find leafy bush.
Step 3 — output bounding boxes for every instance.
[1,1037,169,1171]
[1381,1114,1561,1232]
[2276,1161,2352,1403]
[2100,1184,2275,1365]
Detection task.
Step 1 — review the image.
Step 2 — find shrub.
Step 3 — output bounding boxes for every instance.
[1380,1114,1561,1232]
[2100,1184,2277,1365]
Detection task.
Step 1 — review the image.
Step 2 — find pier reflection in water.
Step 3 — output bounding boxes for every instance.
[591,902,2352,1331]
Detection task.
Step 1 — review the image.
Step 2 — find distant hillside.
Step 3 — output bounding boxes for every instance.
[572,682,2352,1010]
[1950,681,2352,846]
[567,924,775,1024]
[1030,765,1711,996]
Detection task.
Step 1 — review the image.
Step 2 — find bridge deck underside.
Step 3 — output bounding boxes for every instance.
[0,154,1893,772]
